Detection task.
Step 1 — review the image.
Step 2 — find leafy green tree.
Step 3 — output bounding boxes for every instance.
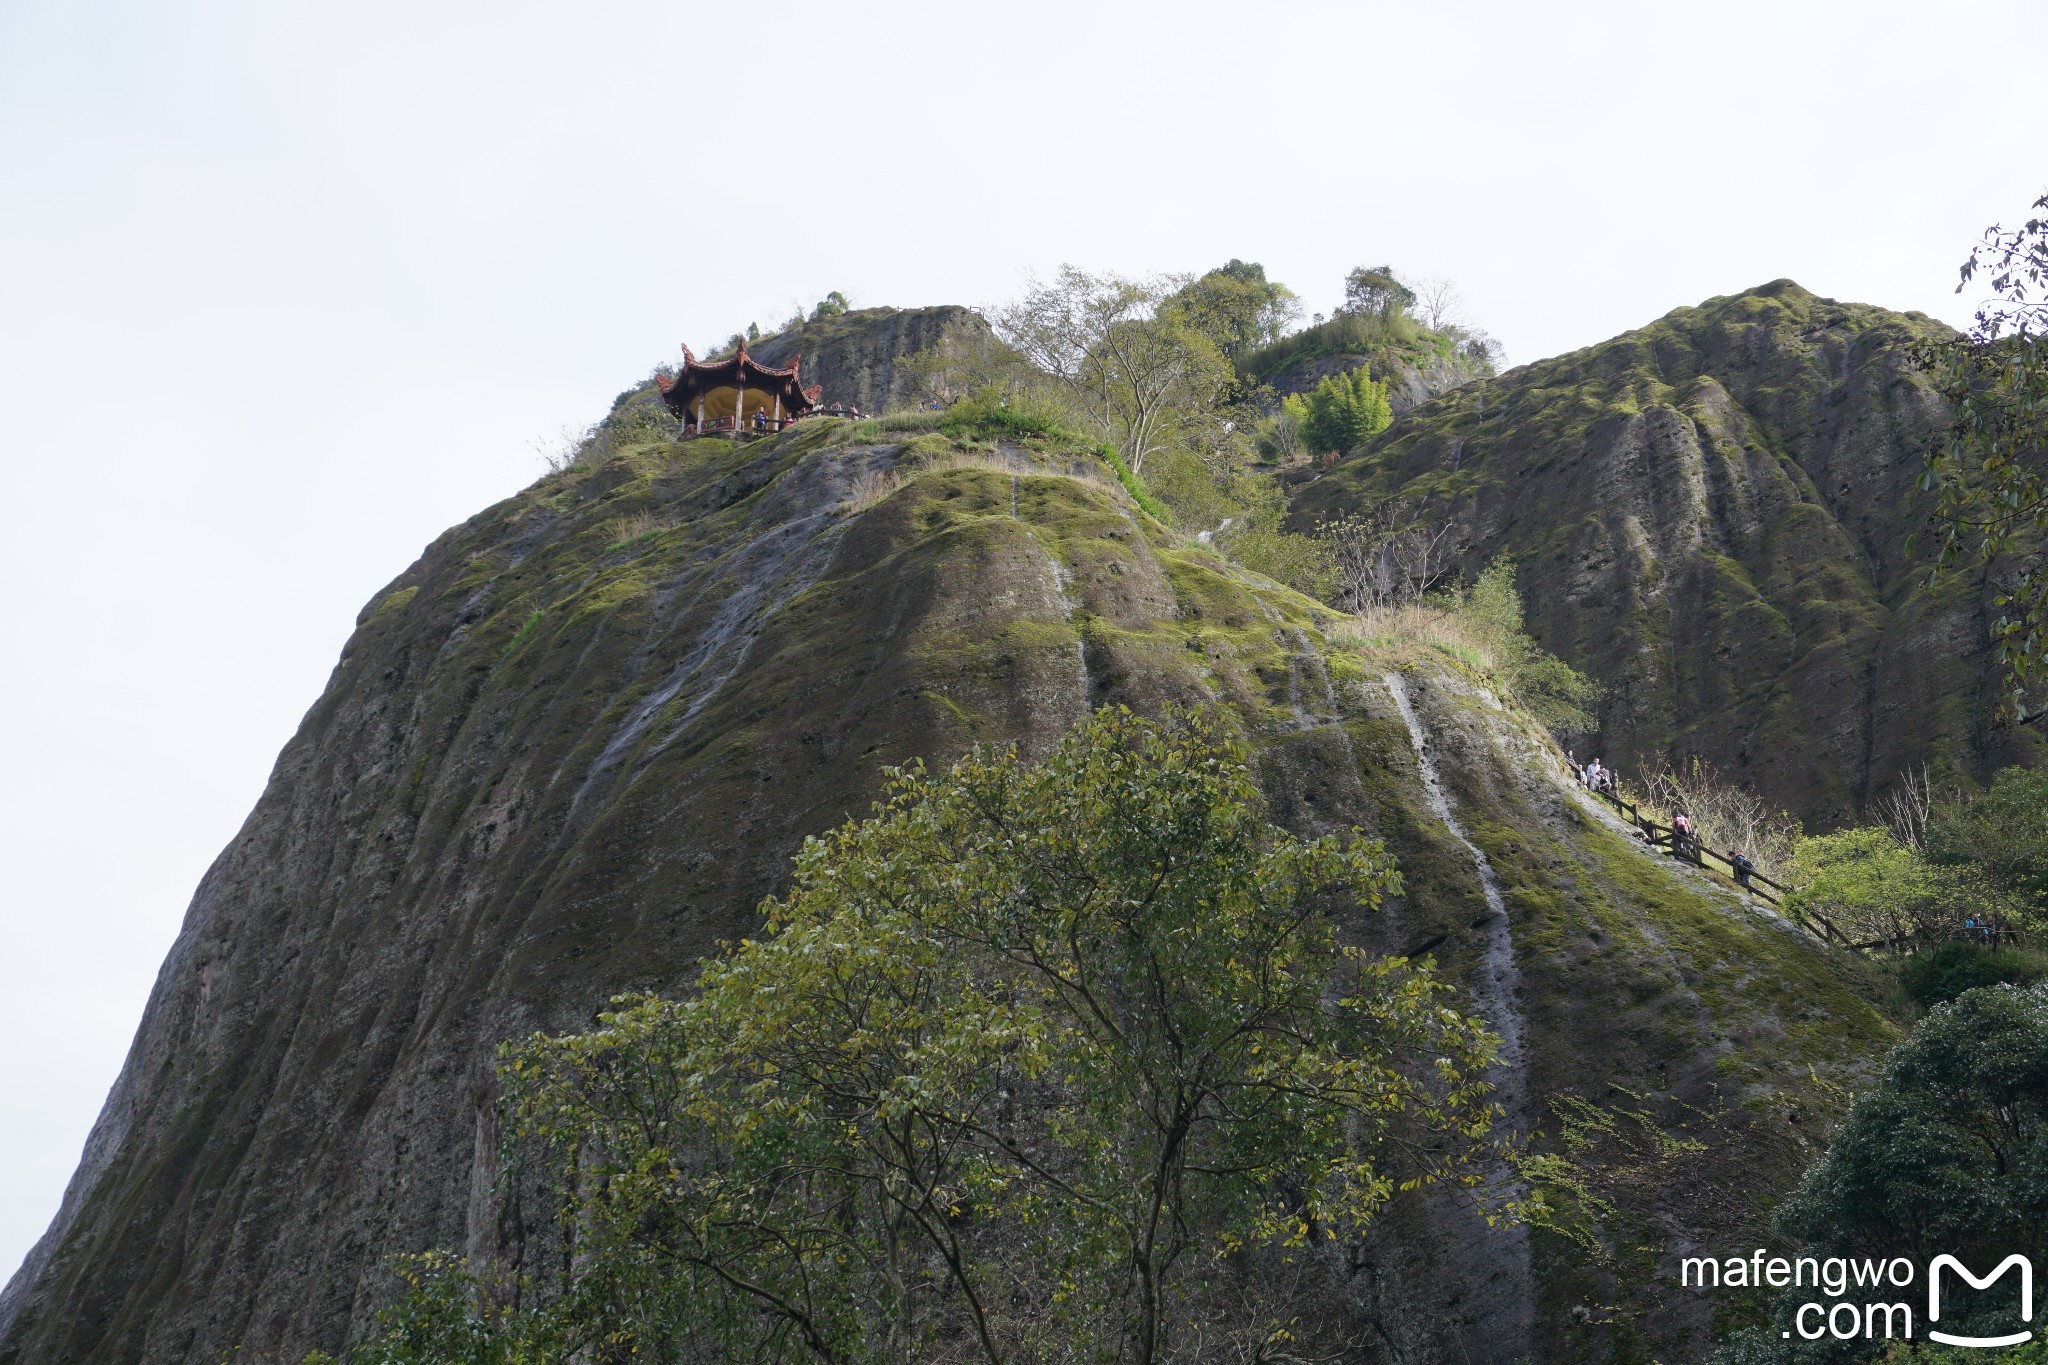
[1787,826,1945,946]
[1169,259,1300,359]
[1713,983,2048,1363]
[1298,368,1393,456]
[370,707,1504,1364]
[1456,559,1601,735]
[1342,264,1416,320]
[810,290,850,321]
[1787,824,2034,948]
[1916,192,2048,715]
[1925,764,2048,904]
[1779,982,2048,1286]
[349,1254,559,1365]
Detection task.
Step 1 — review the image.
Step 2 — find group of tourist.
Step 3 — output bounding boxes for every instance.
[1567,750,1617,796]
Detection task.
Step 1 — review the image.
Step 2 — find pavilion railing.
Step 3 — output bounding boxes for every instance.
[680,410,868,439]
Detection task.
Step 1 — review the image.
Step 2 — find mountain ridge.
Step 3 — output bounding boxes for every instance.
[1,407,1891,1362]
[1293,278,2045,826]
[7,287,1975,1362]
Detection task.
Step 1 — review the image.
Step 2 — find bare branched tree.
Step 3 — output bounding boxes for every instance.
[532,423,593,475]
[992,266,1233,475]
[1412,275,1465,332]
[898,319,1043,408]
[1322,502,1453,612]
[1874,763,1942,850]
[1637,754,1799,875]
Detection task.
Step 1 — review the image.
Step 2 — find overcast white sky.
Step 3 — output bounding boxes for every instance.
[2,0,2043,1287]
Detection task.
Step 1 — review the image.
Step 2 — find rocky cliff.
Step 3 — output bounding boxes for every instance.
[1261,348,1479,415]
[4,393,1891,1363]
[749,304,982,413]
[1293,280,2047,828]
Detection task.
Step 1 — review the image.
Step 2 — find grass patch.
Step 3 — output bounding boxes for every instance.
[937,400,1069,445]
[371,586,419,619]
[1325,602,1498,672]
[602,510,672,550]
[1095,444,1171,525]
[502,608,546,656]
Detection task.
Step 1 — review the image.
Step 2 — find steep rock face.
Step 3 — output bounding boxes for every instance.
[1262,349,1477,414]
[1293,280,2046,827]
[3,413,1891,1364]
[749,304,982,413]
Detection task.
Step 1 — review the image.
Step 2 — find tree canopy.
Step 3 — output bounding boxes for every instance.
[1342,264,1416,320]
[1924,764,2048,903]
[1918,192,2048,716]
[1715,983,2048,1362]
[1168,259,1299,359]
[356,707,1504,1365]
[1781,984,2048,1282]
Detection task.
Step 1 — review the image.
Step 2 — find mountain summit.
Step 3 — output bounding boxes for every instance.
[1296,280,2046,825]
[3,303,1910,1363]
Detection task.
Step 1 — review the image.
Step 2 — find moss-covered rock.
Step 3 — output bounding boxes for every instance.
[748,304,984,413]
[2,415,1893,1365]
[1291,280,2046,828]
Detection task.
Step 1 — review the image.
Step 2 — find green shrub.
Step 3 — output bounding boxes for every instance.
[1096,443,1172,524]
[938,399,1068,444]
[1298,369,1393,456]
[1900,942,2044,1007]
[1452,560,1600,735]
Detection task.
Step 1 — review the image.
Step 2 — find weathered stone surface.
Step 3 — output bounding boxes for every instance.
[4,406,1892,1364]
[1261,349,1475,415]
[749,304,984,414]
[1293,280,2047,827]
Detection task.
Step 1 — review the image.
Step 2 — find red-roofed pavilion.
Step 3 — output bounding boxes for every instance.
[656,340,824,436]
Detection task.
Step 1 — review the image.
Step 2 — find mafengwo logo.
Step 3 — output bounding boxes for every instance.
[1681,1250,2034,1346]
[1930,1256,2034,1349]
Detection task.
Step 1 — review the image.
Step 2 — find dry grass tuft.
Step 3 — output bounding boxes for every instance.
[1324,603,1499,674]
[602,511,671,547]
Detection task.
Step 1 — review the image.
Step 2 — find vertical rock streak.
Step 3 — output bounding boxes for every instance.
[1381,671,1535,1352]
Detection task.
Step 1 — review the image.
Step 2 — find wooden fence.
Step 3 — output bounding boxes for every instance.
[1564,759,1789,906]
[1564,758,2027,954]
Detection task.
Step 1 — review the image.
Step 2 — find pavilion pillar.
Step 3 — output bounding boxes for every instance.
[772,394,782,428]
[735,380,745,434]
[696,395,705,433]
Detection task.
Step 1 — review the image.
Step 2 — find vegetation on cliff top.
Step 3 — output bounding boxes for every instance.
[1236,263,1502,392]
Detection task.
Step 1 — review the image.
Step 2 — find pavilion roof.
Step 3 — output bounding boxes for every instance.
[656,339,824,416]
